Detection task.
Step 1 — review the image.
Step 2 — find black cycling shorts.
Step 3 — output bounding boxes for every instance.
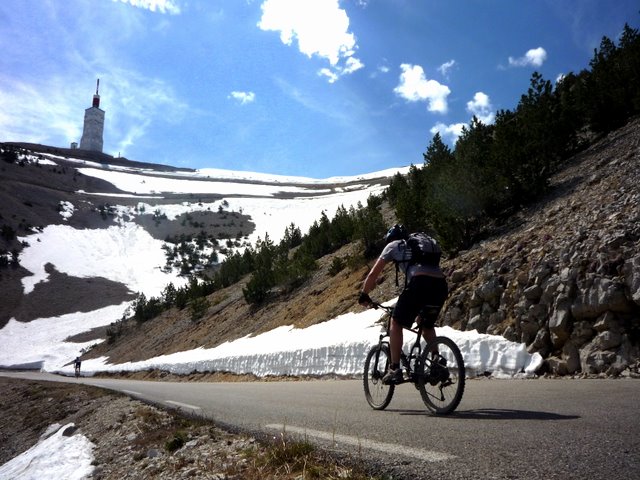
[393,275,448,329]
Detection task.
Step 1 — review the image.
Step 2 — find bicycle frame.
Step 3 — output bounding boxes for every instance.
[372,303,426,385]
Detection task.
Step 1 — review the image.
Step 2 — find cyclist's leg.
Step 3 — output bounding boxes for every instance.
[422,326,436,347]
[389,317,404,365]
[417,275,448,352]
[391,281,424,368]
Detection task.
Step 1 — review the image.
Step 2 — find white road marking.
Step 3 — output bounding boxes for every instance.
[265,424,455,462]
[122,390,142,396]
[165,400,201,410]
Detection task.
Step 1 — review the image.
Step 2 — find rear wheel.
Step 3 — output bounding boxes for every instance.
[417,337,465,415]
[363,344,395,410]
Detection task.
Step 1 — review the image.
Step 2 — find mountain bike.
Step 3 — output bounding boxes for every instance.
[363,302,465,415]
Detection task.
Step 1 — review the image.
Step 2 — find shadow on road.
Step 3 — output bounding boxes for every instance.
[395,408,580,421]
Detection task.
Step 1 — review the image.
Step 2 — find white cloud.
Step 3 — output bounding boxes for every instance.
[318,68,339,83]
[394,64,451,114]
[466,91,495,124]
[229,91,256,104]
[319,56,364,83]
[113,0,181,14]
[258,0,363,82]
[342,56,364,75]
[369,63,390,79]
[508,47,547,67]
[430,122,465,144]
[438,59,456,78]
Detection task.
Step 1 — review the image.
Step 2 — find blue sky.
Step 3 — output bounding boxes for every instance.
[1,1,638,177]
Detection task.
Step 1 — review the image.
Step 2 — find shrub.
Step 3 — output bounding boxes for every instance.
[189,297,210,322]
[165,431,186,452]
[328,256,346,276]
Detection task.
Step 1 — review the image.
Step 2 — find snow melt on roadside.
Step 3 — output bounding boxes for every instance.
[77,302,542,379]
[0,423,94,480]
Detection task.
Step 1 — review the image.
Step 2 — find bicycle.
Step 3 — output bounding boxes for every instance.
[74,363,81,378]
[363,302,465,415]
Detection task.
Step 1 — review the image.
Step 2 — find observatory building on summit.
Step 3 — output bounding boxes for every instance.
[79,79,105,152]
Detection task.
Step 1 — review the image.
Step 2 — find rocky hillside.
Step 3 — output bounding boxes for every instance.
[85,117,640,378]
[440,117,640,376]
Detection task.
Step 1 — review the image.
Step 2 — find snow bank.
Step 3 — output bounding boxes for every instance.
[78,305,542,379]
[0,423,94,480]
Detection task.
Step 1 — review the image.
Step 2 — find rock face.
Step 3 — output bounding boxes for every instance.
[440,118,640,377]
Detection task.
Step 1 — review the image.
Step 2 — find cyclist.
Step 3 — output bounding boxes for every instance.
[74,356,81,377]
[358,224,448,385]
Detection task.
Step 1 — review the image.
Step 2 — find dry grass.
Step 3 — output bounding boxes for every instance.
[224,432,378,480]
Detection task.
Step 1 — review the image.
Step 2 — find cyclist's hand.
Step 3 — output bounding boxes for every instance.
[358,292,372,306]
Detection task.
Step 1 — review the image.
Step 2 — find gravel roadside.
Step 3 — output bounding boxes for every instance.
[0,377,378,479]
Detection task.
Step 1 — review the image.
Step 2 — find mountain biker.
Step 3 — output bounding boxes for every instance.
[74,357,81,376]
[358,224,448,385]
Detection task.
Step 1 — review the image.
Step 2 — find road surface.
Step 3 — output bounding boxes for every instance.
[2,371,638,479]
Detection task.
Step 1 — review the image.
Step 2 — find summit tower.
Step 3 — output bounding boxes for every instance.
[79,79,105,152]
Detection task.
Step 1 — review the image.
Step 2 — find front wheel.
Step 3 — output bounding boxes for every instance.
[417,336,465,415]
[363,343,395,410]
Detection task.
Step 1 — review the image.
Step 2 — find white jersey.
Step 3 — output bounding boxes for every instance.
[380,240,443,283]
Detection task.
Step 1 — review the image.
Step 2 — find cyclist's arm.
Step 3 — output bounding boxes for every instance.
[361,257,387,295]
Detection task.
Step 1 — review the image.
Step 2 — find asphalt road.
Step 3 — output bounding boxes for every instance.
[2,371,639,479]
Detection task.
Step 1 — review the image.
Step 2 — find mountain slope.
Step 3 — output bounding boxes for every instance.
[0,145,401,367]
[2,117,639,377]
[86,118,640,376]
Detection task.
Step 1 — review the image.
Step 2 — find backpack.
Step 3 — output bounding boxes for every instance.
[406,232,441,267]
[394,232,441,287]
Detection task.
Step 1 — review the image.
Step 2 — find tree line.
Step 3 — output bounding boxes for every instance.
[387,23,640,252]
[119,194,386,334]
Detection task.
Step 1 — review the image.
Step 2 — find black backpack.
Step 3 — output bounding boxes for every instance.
[406,232,441,267]
[394,232,441,287]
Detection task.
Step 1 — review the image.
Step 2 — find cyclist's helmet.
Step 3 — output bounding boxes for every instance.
[385,224,408,244]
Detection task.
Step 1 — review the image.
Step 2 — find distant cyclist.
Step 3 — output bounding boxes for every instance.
[359,224,448,385]
[74,357,81,377]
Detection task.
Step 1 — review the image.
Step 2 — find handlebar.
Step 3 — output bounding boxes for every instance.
[368,301,394,314]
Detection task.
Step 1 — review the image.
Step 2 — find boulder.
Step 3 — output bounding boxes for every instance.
[546,356,568,376]
[592,331,623,350]
[548,297,573,348]
[580,345,617,375]
[570,321,596,347]
[563,341,581,374]
[623,255,640,306]
[593,311,624,333]
[524,285,542,301]
[450,269,466,283]
[571,277,633,319]
[477,277,504,309]
[528,328,551,357]
[468,314,489,334]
